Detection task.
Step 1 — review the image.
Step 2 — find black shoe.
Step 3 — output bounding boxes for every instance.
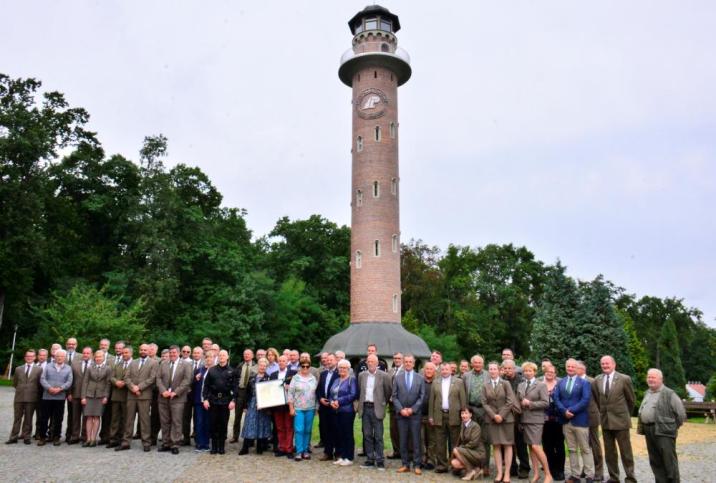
[5,438,18,444]
[89,441,97,447]
[229,437,238,443]
[24,439,31,445]
[435,467,449,474]
[360,460,375,468]
[98,439,108,445]
[82,442,90,447]
[566,477,581,483]
[376,462,386,471]
[274,450,285,457]
[423,463,435,470]
[37,439,46,446]
[115,444,130,451]
[171,448,179,455]
[210,440,217,454]
[218,443,225,455]
[387,453,401,460]
[53,439,61,446]
[133,433,140,439]
[158,445,171,452]
[519,469,531,479]
[67,439,79,445]
[238,447,248,455]
[107,441,119,448]
[143,445,151,452]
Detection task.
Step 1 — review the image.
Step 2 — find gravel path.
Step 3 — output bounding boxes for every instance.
[0,387,713,482]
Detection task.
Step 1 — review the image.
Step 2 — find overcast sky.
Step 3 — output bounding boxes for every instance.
[5,1,715,326]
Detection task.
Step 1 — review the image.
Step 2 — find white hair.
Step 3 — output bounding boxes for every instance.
[337,359,351,369]
[55,349,67,357]
[647,368,663,378]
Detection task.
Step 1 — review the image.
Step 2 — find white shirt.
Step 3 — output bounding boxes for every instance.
[441,377,451,410]
[277,369,287,381]
[168,361,177,389]
[365,370,376,402]
[603,371,614,392]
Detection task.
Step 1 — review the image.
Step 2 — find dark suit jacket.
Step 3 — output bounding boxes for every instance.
[81,364,111,399]
[593,371,635,430]
[317,369,339,404]
[391,370,425,415]
[156,360,193,400]
[554,375,591,427]
[70,359,92,398]
[124,357,158,400]
[110,359,130,402]
[12,364,43,403]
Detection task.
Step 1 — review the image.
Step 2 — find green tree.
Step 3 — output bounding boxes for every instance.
[705,374,716,401]
[657,318,687,398]
[29,283,146,350]
[531,261,580,370]
[620,309,649,398]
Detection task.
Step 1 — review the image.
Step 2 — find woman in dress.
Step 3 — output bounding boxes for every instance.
[517,362,552,483]
[481,361,515,483]
[265,348,279,376]
[330,359,358,466]
[451,407,487,480]
[239,357,272,454]
[81,350,111,447]
[541,364,565,481]
[287,355,318,461]
[192,353,213,452]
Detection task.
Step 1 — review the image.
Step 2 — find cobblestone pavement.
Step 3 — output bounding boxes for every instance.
[1,387,713,482]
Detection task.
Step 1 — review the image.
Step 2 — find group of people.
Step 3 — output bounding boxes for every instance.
[7,338,687,483]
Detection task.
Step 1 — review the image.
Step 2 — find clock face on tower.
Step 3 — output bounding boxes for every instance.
[356,88,388,119]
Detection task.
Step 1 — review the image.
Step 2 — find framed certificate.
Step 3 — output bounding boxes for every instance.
[255,379,287,409]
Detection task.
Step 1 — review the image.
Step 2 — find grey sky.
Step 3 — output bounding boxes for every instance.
[5,1,715,325]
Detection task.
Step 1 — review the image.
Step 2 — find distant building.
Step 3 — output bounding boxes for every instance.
[685,381,706,402]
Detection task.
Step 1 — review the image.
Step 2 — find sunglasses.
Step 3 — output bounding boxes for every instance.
[300,364,310,368]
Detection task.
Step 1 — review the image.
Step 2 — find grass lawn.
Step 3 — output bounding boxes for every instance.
[309,413,394,452]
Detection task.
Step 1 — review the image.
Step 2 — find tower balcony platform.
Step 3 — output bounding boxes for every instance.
[339,48,412,87]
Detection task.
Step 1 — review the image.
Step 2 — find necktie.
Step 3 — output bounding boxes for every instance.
[566,377,574,394]
[139,358,145,370]
[168,362,175,389]
[82,360,87,374]
[605,374,611,396]
[26,365,31,377]
[242,363,250,388]
[493,380,497,389]
[407,371,412,390]
[123,361,127,370]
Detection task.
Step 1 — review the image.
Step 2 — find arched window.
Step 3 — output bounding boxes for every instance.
[390,122,396,139]
[356,250,362,269]
[374,240,381,257]
[374,126,381,142]
[391,177,397,195]
[381,43,390,53]
[356,136,363,152]
[392,234,398,253]
[356,189,363,207]
[392,294,399,313]
[373,181,380,198]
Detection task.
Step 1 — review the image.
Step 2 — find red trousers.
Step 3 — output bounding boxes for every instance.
[273,409,294,453]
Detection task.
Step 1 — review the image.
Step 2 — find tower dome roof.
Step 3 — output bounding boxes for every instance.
[348,5,401,34]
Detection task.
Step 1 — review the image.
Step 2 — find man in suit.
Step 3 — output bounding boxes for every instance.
[392,353,425,475]
[107,345,132,447]
[270,354,297,456]
[428,362,467,473]
[65,338,78,365]
[7,349,43,444]
[554,358,594,483]
[463,354,491,474]
[593,355,636,483]
[117,343,158,451]
[503,359,531,478]
[182,346,204,445]
[67,346,92,444]
[230,348,254,443]
[578,360,605,481]
[358,354,392,469]
[147,342,161,445]
[32,348,49,440]
[38,349,73,446]
[97,338,116,444]
[387,352,404,459]
[156,345,193,454]
[317,352,339,461]
[420,362,437,470]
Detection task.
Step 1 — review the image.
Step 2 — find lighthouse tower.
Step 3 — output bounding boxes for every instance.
[322,6,430,362]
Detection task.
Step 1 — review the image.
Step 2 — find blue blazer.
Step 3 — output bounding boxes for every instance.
[329,376,358,413]
[317,369,339,403]
[192,366,208,405]
[553,375,591,427]
[391,370,425,416]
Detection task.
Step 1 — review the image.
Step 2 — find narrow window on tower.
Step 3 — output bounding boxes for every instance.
[374,126,381,142]
[356,136,363,152]
[390,122,396,139]
[391,177,397,195]
[374,70,378,79]
[392,294,399,313]
[373,181,380,198]
[356,250,362,269]
[374,240,381,257]
[392,234,398,253]
[356,189,363,207]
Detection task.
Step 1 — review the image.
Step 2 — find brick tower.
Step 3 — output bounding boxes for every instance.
[322,5,430,362]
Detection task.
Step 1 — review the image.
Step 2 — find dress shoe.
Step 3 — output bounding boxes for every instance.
[171,448,179,455]
[107,441,119,448]
[518,469,530,479]
[53,440,62,446]
[158,445,171,452]
[229,437,239,444]
[274,450,286,457]
[89,441,97,447]
[82,441,90,447]
[318,454,333,461]
[435,467,448,473]
[396,466,410,473]
[566,477,581,483]
[67,439,80,445]
[37,439,46,446]
[143,445,151,452]
[115,444,130,451]
[23,439,31,445]
[5,438,18,444]
[414,468,423,475]
[423,463,435,470]
[462,469,478,481]
[238,447,248,455]
[388,453,401,459]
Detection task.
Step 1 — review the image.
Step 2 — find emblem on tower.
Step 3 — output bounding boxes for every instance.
[356,88,388,119]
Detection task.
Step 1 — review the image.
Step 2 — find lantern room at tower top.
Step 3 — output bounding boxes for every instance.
[338,5,412,88]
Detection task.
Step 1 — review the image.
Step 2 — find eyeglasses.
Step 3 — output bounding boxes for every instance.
[181,350,190,353]
[300,364,310,368]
